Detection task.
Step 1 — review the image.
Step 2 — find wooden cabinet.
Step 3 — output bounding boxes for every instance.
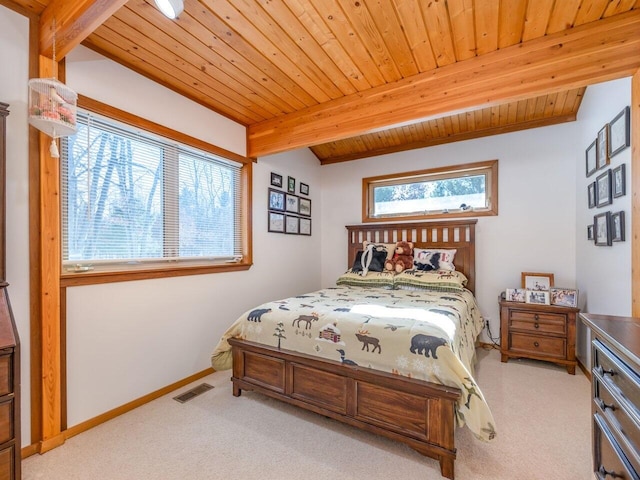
[499,298,578,374]
[581,313,640,479]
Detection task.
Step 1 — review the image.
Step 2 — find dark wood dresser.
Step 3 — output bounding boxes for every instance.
[0,104,19,480]
[499,298,579,374]
[581,313,640,479]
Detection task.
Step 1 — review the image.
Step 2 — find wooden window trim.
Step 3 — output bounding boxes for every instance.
[362,160,498,223]
[60,95,253,286]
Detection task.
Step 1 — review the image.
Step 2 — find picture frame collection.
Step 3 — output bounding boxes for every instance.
[585,106,629,247]
[504,272,578,308]
[268,172,311,236]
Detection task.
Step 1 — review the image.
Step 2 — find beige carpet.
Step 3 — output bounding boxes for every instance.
[22,349,592,480]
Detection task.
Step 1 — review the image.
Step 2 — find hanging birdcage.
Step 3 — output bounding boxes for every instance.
[27,18,77,158]
[28,78,77,138]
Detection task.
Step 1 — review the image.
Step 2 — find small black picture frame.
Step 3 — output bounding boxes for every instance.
[612,163,626,198]
[608,106,630,158]
[595,170,612,208]
[287,176,296,193]
[299,217,311,236]
[596,125,609,170]
[587,182,596,209]
[585,140,597,177]
[300,182,309,195]
[268,188,285,211]
[594,211,612,246]
[270,172,283,188]
[611,211,625,242]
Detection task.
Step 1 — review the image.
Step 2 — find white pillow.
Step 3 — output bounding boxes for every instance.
[413,248,457,271]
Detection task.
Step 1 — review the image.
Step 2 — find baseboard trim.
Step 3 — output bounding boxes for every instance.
[22,367,215,459]
[577,358,591,381]
[478,341,500,350]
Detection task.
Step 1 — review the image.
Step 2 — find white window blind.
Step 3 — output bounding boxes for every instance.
[61,111,243,269]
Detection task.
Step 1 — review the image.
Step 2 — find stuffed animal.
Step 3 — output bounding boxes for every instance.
[385,241,414,273]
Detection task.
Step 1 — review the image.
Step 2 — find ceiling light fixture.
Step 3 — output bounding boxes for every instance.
[154,0,184,19]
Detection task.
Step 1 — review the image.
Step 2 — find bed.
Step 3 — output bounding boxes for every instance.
[211,220,495,479]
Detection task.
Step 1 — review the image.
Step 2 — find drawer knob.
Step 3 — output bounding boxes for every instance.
[598,465,619,478]
[533,341,539,348]
[534,323,540,329]
[596,366,617,377]
[534,314,539,320]
[596,398,616,412]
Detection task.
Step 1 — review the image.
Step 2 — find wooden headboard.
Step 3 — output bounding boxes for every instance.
[346,220,477,293]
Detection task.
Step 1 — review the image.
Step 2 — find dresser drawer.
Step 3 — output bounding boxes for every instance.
[509,332,566,358]
[0,399,13,445]
[593,340,640,421]
[509,310,567,335]
[0,355,11,397]
[593,413,639,480]
[594,374,640,473]
[0,444,14,480]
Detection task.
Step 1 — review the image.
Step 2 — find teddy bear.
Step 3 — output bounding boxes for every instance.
[384,241,414,273]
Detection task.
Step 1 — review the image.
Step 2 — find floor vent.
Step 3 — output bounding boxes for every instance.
[173,383,214,403]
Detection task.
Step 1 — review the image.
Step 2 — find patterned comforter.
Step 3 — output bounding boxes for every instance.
[211,285,496,441]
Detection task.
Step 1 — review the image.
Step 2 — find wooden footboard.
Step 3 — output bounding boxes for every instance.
[229,338,460,479]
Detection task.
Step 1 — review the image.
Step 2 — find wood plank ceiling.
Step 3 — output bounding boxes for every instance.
[11,0,640,163]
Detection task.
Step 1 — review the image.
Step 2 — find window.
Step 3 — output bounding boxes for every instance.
[61,109,249,279]
[363,160,498,222]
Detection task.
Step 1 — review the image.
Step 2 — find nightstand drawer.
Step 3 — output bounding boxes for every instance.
[509,310,567,335]
[0,355,11,397]
[0,445,14,480]
[509,332,566,358]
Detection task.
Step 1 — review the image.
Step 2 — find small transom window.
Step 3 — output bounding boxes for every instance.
[363,160,498,222]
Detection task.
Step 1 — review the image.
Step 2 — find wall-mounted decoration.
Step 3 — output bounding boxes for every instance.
[588,182,596,209]
[268,188,285,211]
[285,194,299,213]
[268,212,285,233]
[587,225,594,240]
[299,218,311,236]
[585,140,597,177]
[612,164,626,198]
[611,211,625,242]
[270,172,283,188]
[594,211,612,246]
[287,176,296,193]
[596,170,612,208]
[299,198,311,216]
[300,182,309,195]
[608,106,630,158]
[596,125,609,170]
[285,215,299,234]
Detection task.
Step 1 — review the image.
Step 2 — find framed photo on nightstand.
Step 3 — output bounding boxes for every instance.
[526,290,550,305]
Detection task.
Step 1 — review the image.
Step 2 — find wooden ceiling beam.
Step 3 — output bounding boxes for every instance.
[39,0,128,58]
[248,9,640,158]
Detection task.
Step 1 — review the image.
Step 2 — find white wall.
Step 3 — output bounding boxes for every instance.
[0,5,32,446]
[61,49,322,425]
[320,123,580,342]
[575,78,632,365]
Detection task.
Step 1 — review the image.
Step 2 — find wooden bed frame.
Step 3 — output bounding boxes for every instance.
[230,220,478,480]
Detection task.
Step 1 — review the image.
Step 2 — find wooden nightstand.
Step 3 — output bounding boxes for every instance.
[499,297,578,374]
